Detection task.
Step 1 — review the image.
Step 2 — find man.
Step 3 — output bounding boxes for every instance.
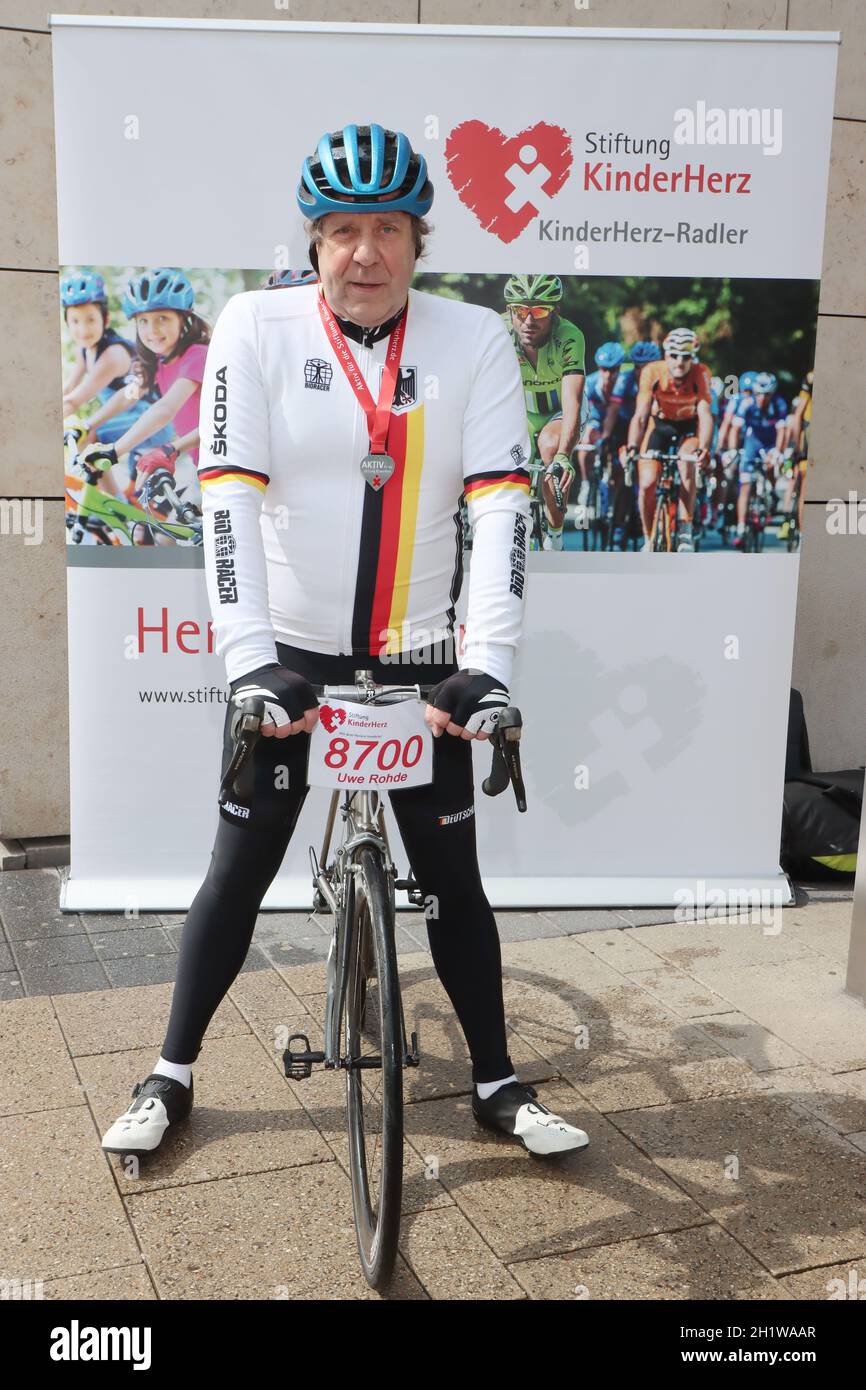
[780,369,812,540]
[578,341,626,546]
[715,369,757,538]
[502,273,586,550]
[100,125,588,1160]
[626,327,714,552]
[728,371,789,549]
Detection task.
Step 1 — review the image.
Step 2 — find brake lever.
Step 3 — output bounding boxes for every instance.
[481,707,527,812]
[218,696,265,807]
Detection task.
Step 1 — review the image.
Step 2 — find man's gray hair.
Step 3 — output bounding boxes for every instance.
[305,214,432,267]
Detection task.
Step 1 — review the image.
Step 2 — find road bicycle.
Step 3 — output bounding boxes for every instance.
[640,446,703,552]
[571,442,606,551]
[779,456,805,553]
[691,459,717,552]
[590,437,641,552]
[64,423,202,546]
[716,450,741,548]
[739,448,775,553]
[528,431,582,551]
[218,671,527,1290]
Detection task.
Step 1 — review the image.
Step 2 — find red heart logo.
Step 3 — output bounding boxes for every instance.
[445,121,572,244]
[319,704,347,733]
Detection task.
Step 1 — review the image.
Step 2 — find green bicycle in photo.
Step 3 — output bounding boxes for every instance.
[64,423,203,546]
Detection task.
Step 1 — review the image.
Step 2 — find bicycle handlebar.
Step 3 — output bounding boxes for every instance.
[638,450,703,463]
[218,680,527,813]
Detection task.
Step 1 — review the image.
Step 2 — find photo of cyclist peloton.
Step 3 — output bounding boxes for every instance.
[61,264,816,555]
[423,272,818,555]
[59,264,311,547]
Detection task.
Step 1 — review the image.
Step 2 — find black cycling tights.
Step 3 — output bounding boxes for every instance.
[161,644,514,1084]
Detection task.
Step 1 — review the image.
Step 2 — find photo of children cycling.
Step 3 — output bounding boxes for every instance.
[61,265,267,547]
[422,271,817,554]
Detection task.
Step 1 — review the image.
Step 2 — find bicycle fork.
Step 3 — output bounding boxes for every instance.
[283,830,419,1080]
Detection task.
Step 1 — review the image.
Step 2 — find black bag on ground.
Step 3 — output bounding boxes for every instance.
[780,689,860,880]
[781,768,862,881]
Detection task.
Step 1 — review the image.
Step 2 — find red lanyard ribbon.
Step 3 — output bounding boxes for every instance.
[317,290,408,454]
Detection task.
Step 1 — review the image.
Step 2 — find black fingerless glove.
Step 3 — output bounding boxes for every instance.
[230,663,319,730]
[428,668,509,736]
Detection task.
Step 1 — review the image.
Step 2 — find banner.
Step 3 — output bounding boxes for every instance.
[51,17,838,910]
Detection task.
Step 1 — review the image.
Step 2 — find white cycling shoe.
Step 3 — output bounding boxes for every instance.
[472,1081,589,1157]
[101,1073,194,1157]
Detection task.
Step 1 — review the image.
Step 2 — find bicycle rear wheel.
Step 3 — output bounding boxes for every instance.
[343,844,403,1289]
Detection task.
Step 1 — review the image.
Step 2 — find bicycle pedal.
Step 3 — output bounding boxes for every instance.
[282,1033,324,1080]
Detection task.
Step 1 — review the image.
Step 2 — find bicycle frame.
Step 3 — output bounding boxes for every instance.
[312,785,404,1069]
[64,425,202,545]
[641,446,702,552]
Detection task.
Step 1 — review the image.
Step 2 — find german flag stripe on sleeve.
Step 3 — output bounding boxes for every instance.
[198,466,269,494]
[463,468,531,502]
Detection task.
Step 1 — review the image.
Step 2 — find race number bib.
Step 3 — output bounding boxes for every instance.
[308,698,433,790]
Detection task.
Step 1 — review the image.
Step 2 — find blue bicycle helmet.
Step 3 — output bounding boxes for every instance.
[297,124,434,219]
[739,370,758,393]
[594,341,625,369]
[60,272,107,307]
[264,267,319,290]
[753,371,777,394]
[122,268,194,319]
[630,340,662,365]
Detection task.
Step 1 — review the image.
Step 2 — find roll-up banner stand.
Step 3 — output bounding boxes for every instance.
[51,18,838,911]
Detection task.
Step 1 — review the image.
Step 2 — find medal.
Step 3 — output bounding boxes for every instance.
[359,453,396,491]
[317,290,408,490]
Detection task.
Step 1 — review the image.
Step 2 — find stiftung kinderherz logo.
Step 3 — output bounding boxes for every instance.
[444,101,779,244]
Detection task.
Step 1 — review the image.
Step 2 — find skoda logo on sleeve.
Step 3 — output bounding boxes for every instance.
[360,454,396,490]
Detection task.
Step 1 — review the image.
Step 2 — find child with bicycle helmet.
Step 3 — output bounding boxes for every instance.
[81,269,211,504]
[61,272,175,476]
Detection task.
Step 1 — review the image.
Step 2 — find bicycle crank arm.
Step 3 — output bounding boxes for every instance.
[404,1031,420,1067]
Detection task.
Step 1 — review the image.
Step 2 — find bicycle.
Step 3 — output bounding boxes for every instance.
[716,451,740,549]
[690,459,717,552]
[526,454,549,551]
[218,671,527,1290]
[640,446,702,552]
[64,424,203,546]
[570,441,605,551]
[779,455,804,553]
[740,447,775,553]
[527,444,578,551]
[592,436,640,551]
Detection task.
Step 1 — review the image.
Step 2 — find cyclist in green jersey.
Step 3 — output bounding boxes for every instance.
[502,274,586,550]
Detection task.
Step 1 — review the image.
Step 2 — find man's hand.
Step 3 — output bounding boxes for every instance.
[425,669,509,741]
[230,663,319,739]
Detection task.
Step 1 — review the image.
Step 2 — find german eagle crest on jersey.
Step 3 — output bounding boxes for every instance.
[380,364,418,413]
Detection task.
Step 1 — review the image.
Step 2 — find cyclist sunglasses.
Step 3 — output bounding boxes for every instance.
[666,351,695,362]
[510,304,554,321]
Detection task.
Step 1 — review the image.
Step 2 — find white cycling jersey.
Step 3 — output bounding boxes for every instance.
[197,284,531,686]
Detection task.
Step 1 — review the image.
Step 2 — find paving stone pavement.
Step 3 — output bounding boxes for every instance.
[1,869,864,1300]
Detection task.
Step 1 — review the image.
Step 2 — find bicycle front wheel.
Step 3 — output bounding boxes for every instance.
[343,844,404,1290]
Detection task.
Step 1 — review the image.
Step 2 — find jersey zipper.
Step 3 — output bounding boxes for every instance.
[340,341,371,656]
